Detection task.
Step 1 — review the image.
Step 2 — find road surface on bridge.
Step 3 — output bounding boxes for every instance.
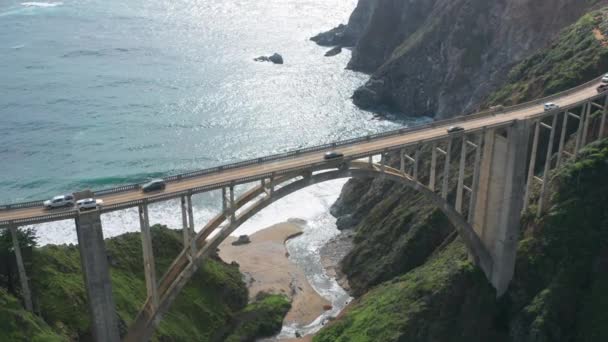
[0,81,600,224]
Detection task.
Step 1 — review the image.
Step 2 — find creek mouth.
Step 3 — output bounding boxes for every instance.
[270,215,353,340]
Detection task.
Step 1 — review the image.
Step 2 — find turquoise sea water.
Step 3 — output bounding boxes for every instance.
[0,0,425,203]
[1,1,428,333]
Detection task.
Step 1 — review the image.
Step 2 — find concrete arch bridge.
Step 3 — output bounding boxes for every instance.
[1,76,607,341]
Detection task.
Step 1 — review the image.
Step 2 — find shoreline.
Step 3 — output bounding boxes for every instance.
[219,222,332,330]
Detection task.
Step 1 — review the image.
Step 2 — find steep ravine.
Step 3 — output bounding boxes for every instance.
[314,0,608,118]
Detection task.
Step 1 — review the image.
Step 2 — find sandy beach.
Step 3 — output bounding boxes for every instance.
[219,222,331,328]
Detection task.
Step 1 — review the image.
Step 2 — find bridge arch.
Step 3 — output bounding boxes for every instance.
[125,161,491,341]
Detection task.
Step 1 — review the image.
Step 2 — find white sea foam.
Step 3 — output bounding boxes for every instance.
[21,2,63,8]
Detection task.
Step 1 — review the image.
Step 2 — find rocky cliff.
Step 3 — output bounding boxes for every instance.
[316,137,608,342]
[315,8,608,341]
[315,0,608,118]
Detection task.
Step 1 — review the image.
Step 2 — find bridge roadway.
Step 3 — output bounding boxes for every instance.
[0,80,601,225]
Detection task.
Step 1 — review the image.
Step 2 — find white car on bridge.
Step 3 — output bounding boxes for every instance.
[544,102,560,111]
[43,194,75,209]
[77,198,103,211]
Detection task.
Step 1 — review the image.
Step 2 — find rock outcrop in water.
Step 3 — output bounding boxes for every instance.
[254,53,284,64]
[324,46,343,57]
[311,0,377,47]
[315,0,608,118]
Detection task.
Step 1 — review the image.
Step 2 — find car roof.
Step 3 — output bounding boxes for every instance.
[77,198,94,202]
[53,195,66,200]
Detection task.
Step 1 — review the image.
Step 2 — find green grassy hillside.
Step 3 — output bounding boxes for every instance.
[1,225,290,341]
[487,7,608,106]
[316,138,608,341]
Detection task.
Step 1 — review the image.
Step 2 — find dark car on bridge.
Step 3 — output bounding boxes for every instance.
[142,179,166,193]
[598,84,608,93]
[447,126,465,134]
[324,151,344,160]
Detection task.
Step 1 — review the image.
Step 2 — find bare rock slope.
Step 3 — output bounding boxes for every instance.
[316,0,608,118]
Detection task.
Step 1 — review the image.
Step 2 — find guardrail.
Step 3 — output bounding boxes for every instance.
[0,75,602,212]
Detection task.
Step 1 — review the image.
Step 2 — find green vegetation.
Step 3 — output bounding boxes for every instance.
[487,8,608,106]
[316,138,608,341]
[1,225,290,341]
[340,188,454,296]
[220,292,291,342]
[0,288,64,342]
[506,138,608,341]
[315,239,502,342]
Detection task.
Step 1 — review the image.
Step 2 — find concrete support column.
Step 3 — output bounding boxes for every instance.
[138,204,158,309]
[441,139,453,200]
[467,133,484,223]
[413,145,420,181]
[181,196,190,249]
[537,114,558,215]
[455,137,467,213]
[523,121,540,210]
[75,212,120,342]
[186,194,194,234]
[430,142,437,191]
[229,185,236,224]
[581,101,591,147]
[399,148,405,174]
[473,120,530,296]
[600,96,608,140]
[574,103,587,155]
[557,112,569,167]
[10,226,33,312]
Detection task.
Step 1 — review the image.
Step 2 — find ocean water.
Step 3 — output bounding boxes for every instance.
[0,0,414,203]
[1,0,418,336]
[0,0,425,306]
[0,0,432,243]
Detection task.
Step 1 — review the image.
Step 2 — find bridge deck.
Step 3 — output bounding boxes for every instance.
[0,81,601,226]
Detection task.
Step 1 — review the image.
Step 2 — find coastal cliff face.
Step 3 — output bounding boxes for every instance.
[317,8,608,341]
[317,0,608,118]
[316,138,608,342]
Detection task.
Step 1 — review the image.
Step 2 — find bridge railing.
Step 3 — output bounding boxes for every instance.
[1,75,603,212]
[0,200,46,211]
[0,211,77,228]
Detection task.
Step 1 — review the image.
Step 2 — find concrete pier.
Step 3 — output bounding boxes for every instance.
[75,212,120,342]
[473,121,530,296]
[139,204,158,309]
[10,226,33,312]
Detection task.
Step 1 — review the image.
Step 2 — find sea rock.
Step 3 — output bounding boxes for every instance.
[324,46,343,57]
[310,0,378,47]
[254,53,283,64]
[231,235,251,246]
[311,24,348,46]
[268,53,283,64]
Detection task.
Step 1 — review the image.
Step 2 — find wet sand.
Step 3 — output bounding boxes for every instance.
[219,222,331,327]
